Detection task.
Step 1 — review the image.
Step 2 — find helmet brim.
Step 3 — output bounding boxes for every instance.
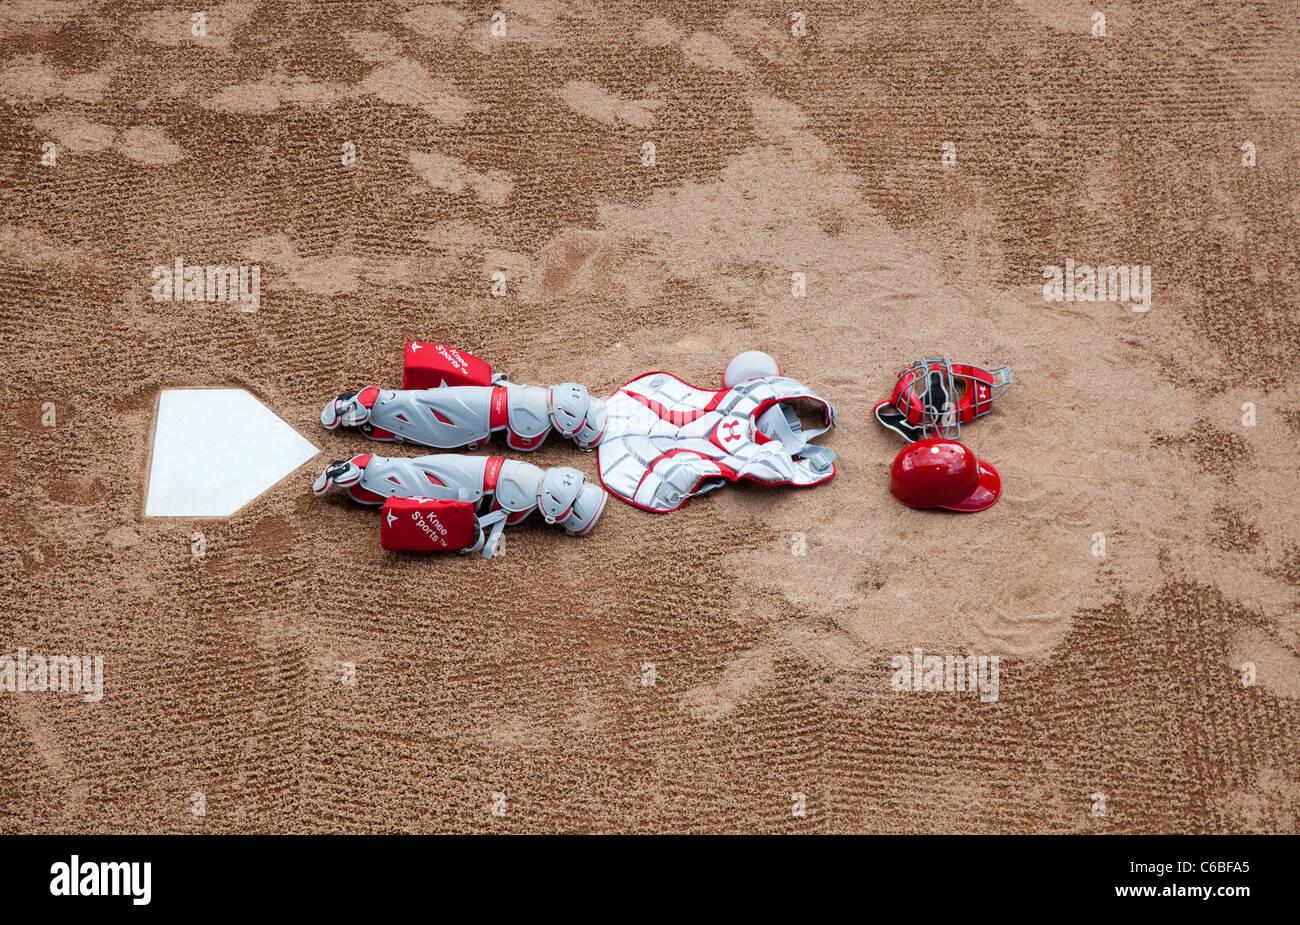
[938,459,1001,512]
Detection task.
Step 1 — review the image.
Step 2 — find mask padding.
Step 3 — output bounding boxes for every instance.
[874,402,924,442]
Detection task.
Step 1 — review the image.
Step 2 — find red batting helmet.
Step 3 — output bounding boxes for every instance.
[889,438,1001,512]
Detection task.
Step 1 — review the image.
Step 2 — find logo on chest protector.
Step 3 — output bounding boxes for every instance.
[710,417,748,453]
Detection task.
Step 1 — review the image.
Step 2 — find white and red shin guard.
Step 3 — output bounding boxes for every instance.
[312,453,607,558]
[321,343,605,452]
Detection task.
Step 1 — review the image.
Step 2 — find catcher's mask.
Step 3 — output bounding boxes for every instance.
[879,358,1011,441]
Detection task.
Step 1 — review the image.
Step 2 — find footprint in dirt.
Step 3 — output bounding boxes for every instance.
[44,475,108,506]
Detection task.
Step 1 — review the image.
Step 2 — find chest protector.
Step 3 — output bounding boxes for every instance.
[597,372,837,512]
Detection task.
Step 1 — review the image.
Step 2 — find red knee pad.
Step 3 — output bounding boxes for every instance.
[403,343,494,389]
[380,497,479,552]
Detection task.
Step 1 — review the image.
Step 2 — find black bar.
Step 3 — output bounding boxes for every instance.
[0,834,1280,911]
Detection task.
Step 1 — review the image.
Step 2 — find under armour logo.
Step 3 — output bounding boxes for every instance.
[721,421,742,443]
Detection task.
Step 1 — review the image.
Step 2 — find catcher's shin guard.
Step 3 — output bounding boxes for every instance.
[321,382,606,452]
[312,453,607,557]
[321,342,605,452]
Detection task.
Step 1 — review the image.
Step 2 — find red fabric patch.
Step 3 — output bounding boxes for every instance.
[483,456,504,493]
[489,386,508,429]
[403,343,494,389]
[380,497,478,552]
[508,431,545,450]
[623,388,725,428]
[347,485,386,505]
[708,417,747,453]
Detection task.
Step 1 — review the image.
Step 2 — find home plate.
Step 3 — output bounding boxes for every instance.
[145,389,319,517]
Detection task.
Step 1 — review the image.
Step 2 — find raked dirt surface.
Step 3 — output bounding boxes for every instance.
[1,0,1298,832]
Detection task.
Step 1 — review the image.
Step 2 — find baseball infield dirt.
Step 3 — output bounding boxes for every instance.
[1,0,1298,833]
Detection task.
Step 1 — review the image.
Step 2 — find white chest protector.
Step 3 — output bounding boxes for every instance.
[597,371,837,512]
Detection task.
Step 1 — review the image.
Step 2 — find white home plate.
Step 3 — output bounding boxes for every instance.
[145,389,318,517]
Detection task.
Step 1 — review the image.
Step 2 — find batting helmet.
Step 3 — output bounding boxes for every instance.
[889,438,1001,512]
